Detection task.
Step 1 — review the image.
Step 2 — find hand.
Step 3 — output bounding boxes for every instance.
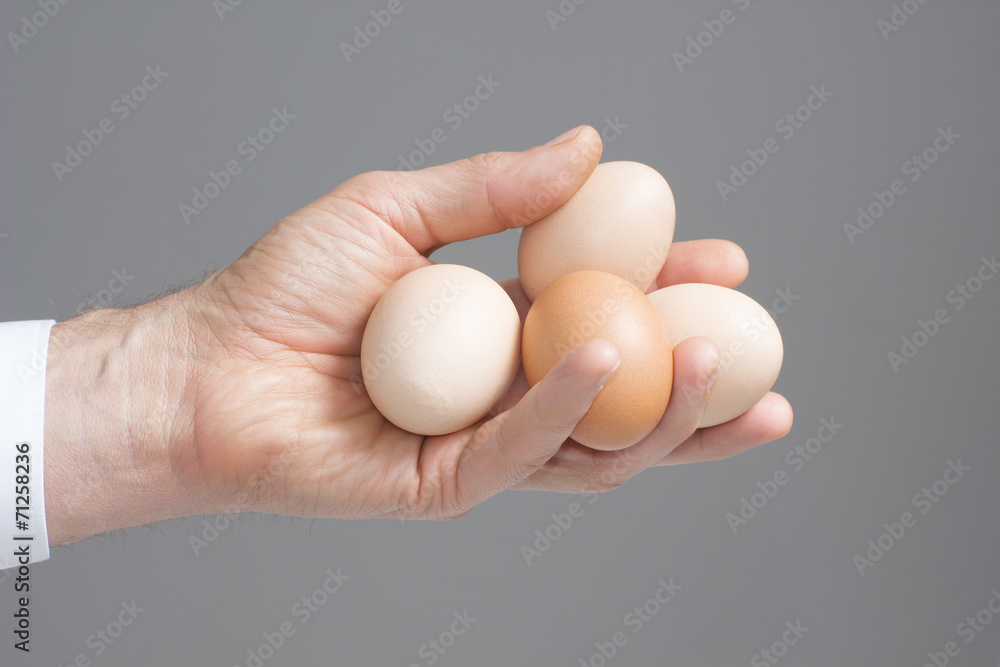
[44,125,793,544]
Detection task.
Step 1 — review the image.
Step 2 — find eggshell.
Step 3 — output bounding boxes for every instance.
[522,270,673,451]
[647,284,783,428]
[361,264,521,436]
[517,161,675,302]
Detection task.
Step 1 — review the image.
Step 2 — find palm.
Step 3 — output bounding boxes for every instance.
[189,207,443,518]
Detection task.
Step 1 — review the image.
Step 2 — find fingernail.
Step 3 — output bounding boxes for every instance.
[597,357,622,391]
[543,125,583,147]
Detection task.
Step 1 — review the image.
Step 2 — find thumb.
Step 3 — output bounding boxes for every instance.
[333,125,602,254]
[454,338,620,510]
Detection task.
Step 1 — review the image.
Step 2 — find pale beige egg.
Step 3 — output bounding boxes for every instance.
[648,284,783,428]
[517,161,675,302]
[361,264,521,436]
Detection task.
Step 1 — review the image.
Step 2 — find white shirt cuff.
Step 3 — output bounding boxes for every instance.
[0,320,55,569]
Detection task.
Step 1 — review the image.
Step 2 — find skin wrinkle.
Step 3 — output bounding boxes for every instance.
[393,456,425,519]
[283,208,412,341]
[174,299,212,496]
[364,443,407,518]
[423,167,485,237]
[383,176,449,249]
[308,192,434,296]
[327,178,438,253]
[295,205,388,266]
[444,444,474,518]
[438,443,471,516]
[681,429,713,462]
[479,167,508,232]
[408,438,436,517]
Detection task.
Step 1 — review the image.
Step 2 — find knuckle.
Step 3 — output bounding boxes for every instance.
[470,151,510,170]
[585,476,625,495]
[344,169,394,190]
[582,465,631,494]
[399,477,436,518]
[494,423,539,484]
[338,170,388,201]
[588,451,639,493]
[694,435,741,463]
[444,507,473,521]
[466,151,519,229]
[334,171,407,218]
[532,392,583,441]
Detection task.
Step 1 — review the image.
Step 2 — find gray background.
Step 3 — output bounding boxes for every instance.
[2,1,999,665]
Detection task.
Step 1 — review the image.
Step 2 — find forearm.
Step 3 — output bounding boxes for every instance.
[43,295,208,546]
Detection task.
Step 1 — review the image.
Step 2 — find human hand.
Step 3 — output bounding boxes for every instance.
[44,125,793,544]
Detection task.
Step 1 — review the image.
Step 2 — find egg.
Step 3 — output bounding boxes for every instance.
[522,270,673,451]
[647,284,783,428]
[361,264,521,436]
[517,161,676,302]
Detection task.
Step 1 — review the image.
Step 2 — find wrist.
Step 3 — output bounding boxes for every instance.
[43,293,210,546]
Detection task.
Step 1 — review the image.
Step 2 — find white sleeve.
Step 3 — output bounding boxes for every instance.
[0,320,55,569]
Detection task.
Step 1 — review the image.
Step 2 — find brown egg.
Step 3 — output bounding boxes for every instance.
[522,270,673,451]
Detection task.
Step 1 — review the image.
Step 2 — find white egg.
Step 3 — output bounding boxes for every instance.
[361,264,521,436]
[648,284,783,427]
